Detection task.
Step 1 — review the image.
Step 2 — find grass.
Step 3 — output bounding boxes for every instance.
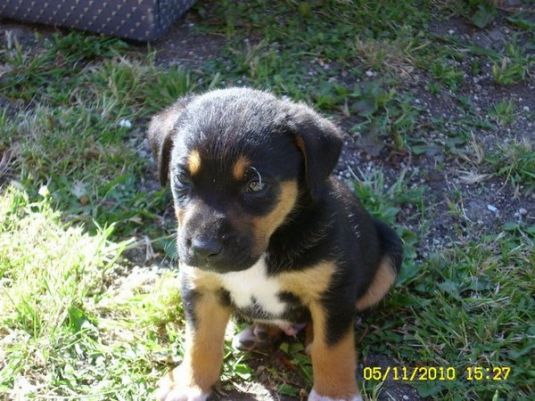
[491,42,533,86]
[360,232,534,400]
[489,99,516,126]
[1,0,534,400]
[0,186,181,399]
[486,140,535,189]
[350,82,421,150]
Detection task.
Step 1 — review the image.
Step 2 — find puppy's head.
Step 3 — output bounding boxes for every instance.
[148,88,342,273]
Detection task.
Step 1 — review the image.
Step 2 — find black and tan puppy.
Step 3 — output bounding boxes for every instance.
[148,88,402,401]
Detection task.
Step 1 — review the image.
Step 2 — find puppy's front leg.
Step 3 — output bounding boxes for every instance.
[308,303,362,401]
[156,291,231,401]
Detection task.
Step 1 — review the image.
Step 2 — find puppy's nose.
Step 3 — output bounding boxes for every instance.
[191,237,222,258]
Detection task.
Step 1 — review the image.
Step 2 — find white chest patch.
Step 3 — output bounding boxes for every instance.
[219,256,286,316]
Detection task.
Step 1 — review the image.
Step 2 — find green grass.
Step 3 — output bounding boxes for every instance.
[0,186,182,399]
[491,42,533,86]
[350,82,421,149]
[351,163,535,401]
[4,104,161,238]
[489,99,516,126]
[352,168,422,284]
[486,140,535,188]
[362,231,535,400]
[1,0,534,400]
[0,33,128,103]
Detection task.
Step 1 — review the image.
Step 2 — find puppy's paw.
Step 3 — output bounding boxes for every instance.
[307,388,363,401]
[155,368,210,401]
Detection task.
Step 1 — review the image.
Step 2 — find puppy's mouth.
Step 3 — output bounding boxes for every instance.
[181,253,260,273]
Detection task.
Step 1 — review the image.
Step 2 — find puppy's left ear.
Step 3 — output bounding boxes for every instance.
[285,102,343,199]
[148,97,192,186]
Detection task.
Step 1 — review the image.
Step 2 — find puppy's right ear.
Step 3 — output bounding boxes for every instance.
[147,97,192,186]
[283,102,343,200]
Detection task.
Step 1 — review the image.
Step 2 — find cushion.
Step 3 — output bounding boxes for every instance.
[0,0,196,41]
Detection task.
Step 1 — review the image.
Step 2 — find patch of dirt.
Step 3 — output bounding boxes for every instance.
[0,18,57,46]
[151,13,226,68]
[213,384,298,401]
[335,11,535,254]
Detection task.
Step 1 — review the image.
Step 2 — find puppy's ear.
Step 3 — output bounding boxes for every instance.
[285,103,343,199]
[147,97,192,186]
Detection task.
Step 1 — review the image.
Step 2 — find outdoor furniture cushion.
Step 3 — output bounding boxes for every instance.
[0,0,196,41]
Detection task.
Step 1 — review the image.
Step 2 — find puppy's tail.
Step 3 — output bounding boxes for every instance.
[355,219,403,311]
[374,219,403,274]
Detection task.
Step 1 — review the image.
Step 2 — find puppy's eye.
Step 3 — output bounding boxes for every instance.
[174,173,191,186]
[243,167,269,195]
[173,171,193,195]
[245,179,266,193]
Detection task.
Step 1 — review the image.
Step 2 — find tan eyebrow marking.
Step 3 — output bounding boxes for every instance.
[187,150,202,175]
[232,155,251,181]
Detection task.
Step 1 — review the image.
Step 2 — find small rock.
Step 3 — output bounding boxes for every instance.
[487,204,498,213]
[38,185,49,197]
[489,28,505,42]
[118,118,133,129]
[71,181,88,200]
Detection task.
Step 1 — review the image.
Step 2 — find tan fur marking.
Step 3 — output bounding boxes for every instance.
[181,265,222,292]
[175,208,185,225]
[171,290,230,392]
[355,257,396,311]
[251,180,298,253]
[294,135,307,170]
[305,322,314,354]
[187,150,202,175]
[232,155,250,181]
[279,262,336,305]
[309,302,359,398]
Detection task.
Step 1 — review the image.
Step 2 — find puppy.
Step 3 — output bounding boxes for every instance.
[148,88,402,401]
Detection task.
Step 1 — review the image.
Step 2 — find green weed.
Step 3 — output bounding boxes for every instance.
[430,60,465,90]
[350,82,421,150]
[0,32,128,103]
[492,43,532,85]
[486,140,535,188]
[489,99,516,126]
